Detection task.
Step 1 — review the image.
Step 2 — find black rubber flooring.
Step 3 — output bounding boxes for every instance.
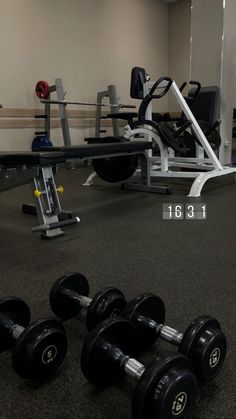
[0,167,235,419]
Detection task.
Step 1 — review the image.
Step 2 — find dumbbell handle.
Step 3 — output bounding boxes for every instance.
[0,317,25,340]
[63,288,91,309]
[12,325,25,340]
[137,315,183,345]
[159,325,183,345]
[124,357,145,380]
[100,340,145,381]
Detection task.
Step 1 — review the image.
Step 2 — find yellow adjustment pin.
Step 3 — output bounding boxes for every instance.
[34,189,42,199]
[57,186,64,193]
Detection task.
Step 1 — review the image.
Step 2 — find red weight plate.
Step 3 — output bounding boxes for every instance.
[35,81,50,99]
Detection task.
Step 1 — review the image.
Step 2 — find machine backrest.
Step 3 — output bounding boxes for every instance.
[130,67,146,99]
[188,86,220,125]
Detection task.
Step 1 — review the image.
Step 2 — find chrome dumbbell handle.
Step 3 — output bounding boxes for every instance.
[77,295,91,309]
[159,325,183,346]
[62,288,92,309]
[137,315,183,345]
[100,339,146,382]
[124,357,145,381]
[0,317,25,341]
[11,324,25,340]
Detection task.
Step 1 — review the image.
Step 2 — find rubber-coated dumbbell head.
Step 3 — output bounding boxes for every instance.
[179,315,227,383]
[132,353,197,419]
[12,318,68,380]
[0,297,30,352]
[50,272,89,320]
[123,293,165,353]
[81,317,138,387]
[86,287,127,331]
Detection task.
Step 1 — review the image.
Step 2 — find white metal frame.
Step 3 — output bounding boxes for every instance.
[124,79,236,197]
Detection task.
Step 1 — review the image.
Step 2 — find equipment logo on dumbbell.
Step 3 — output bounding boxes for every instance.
[171,392,187,416]
[42,345,58,365]
[209,348,221,368]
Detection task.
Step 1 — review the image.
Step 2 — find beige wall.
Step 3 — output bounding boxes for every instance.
[219,0,236,163]
[0,0,169,150]
[168,0,191,112]
[191,0,223,86]
[190,0,236,164]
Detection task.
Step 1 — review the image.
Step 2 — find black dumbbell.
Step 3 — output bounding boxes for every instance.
[49,272,126,330]
[0,296,68,380]
[123,293,227,383]
[81,317,198,419]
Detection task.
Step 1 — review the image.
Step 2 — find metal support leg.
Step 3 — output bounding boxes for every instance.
[83,171,97,186]
[55,78,71,146]
[123,153,170,194]
[108,85,119,136]
[95,85,119,137]
[188,167,236,197]
[32,166,64,238]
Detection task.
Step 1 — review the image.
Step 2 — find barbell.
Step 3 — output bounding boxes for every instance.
[35,80,135,109]
[41,98,134,109]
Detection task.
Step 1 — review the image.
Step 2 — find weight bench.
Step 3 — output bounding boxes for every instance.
[0,151,79,239]
[0,143,169,239]
[39,141,170,194]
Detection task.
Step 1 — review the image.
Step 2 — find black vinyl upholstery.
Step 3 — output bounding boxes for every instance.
[0,151,66,167]
[40,141,152,158]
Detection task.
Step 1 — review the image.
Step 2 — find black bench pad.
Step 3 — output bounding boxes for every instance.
[0,151,66,167]
[40,141,152,158]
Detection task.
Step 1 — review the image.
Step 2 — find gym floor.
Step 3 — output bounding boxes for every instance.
[0,166,235,419]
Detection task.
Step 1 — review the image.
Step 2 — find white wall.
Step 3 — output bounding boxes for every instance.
[0,0,169,150]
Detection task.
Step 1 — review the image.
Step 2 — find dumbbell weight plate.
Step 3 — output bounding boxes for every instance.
[12,318,68,380]
[123,293,165,353]
[81,317,138,387]
[92,137,139,183]
[179,315,227,382]
[132,353,197,419]
[50,272,89,320]
[93,154,139,183]
[86,287,127,331]
[0,297,30,352]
